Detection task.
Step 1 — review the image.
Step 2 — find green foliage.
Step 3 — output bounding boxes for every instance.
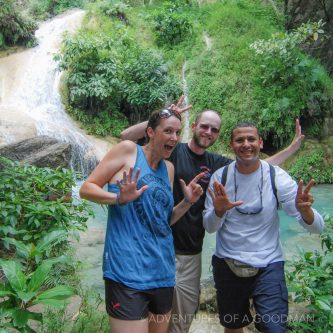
[97,0,130,22]
[0,158,91,243]
[0,0,37,48]
[0,258,75,332]
[70,291,109,333]
[250,20,326,65]
[249,20,332,146]
[140,0,333,153]
[68,107,129,137]
[2,230,68,268]
[56,34,120,117]
[0,158,93,331]
[41,290,109,333]
[57,0,333,150]
[152,0,193,46]
[286,214,333,332]
[57,30,180,135]
[28,0,84,20]
[120,47,181,122]
[288,149,333,184]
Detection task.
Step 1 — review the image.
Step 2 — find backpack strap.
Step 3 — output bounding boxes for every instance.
[221,164,229,186]
[269,164,278,208]
[221,163,279,208]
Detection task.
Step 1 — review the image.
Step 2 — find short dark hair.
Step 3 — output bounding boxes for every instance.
[231,121,261,140]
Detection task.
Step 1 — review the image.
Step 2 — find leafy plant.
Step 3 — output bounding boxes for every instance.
[28,0,84,20]
[249,20,332,146]
[0,158,91,243]
[120,47,181,123]
[2,230,68,269]
[250,20,326,69]
[288,149,333,184]
[97,0,130,22]
[55,33,121,117]
[41,290,110,333]
[57,29,180,133]
[0,257,74,333]
[286,214,333,332]
[0,158,94,332]
[152,0,193,46]
[0,0,37,48]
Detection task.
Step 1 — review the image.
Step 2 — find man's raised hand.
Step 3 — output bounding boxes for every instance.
[208,181,242,217]
[170,95,193,115]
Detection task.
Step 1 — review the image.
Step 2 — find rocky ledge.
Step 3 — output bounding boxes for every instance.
[0,136,71,169]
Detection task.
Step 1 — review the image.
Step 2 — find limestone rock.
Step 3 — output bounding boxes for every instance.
[0,136,71,169]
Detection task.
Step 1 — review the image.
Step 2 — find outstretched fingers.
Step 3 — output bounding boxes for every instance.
[128,167,134,182]
[116,179,122,190]
[181,104,193,113]
[190,172,206,185]
[232,200,244,208]
[208,187,216,201]
[175,95,185,107]
[303,179,315,195]
[133,168,141,183]
[213,181,227,196]
[297,179,315,209]
[296,179,304,198]
[137,184,148,195]
[172,95,193,114]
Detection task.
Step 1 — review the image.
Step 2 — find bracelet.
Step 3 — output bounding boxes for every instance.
[116,193,125,206]
[184,197,194,205]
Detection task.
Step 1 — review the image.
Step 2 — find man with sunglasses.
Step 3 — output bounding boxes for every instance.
[120,101,304,333]
[203,122,324,333]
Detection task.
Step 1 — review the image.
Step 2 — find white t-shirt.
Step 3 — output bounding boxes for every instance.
[203,160,324,267]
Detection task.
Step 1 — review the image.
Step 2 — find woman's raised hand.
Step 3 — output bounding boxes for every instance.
[116,167,148,205]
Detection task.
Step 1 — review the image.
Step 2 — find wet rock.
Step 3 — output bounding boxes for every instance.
[200,277,217,312]
[0,135,71,169]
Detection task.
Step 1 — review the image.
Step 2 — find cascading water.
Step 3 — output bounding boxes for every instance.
[203,31,212,51]
[181,61,191,142]
[2,10,97,176]
[180,32,213,141]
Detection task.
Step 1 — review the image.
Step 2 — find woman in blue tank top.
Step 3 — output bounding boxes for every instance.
[80,109,204,333]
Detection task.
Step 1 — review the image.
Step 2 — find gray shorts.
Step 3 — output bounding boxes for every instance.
[169,253,201,333]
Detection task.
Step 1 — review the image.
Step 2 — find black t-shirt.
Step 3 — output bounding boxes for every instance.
[169,143,232,254]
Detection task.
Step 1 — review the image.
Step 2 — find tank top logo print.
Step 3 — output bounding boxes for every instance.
[133,174,172,237]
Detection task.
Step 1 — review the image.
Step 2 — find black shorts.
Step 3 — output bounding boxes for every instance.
[105,278,174,320]
[212,255,288,332]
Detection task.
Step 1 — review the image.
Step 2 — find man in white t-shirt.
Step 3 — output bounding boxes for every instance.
[203,121,324,333]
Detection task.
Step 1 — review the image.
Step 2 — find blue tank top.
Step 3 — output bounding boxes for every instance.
[103,145,175,289]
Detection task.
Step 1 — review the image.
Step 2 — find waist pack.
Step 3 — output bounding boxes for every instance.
[224,258,259,278]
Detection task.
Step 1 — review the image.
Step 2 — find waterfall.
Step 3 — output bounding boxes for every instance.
[1,10,97,176]
[181,61,191,143]
[203,32,212,51]
[181,32,213,142]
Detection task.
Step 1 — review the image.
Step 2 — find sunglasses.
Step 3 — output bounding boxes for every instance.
[159,109,182,121]
[234,163,263,215]
[198,123,220,134]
